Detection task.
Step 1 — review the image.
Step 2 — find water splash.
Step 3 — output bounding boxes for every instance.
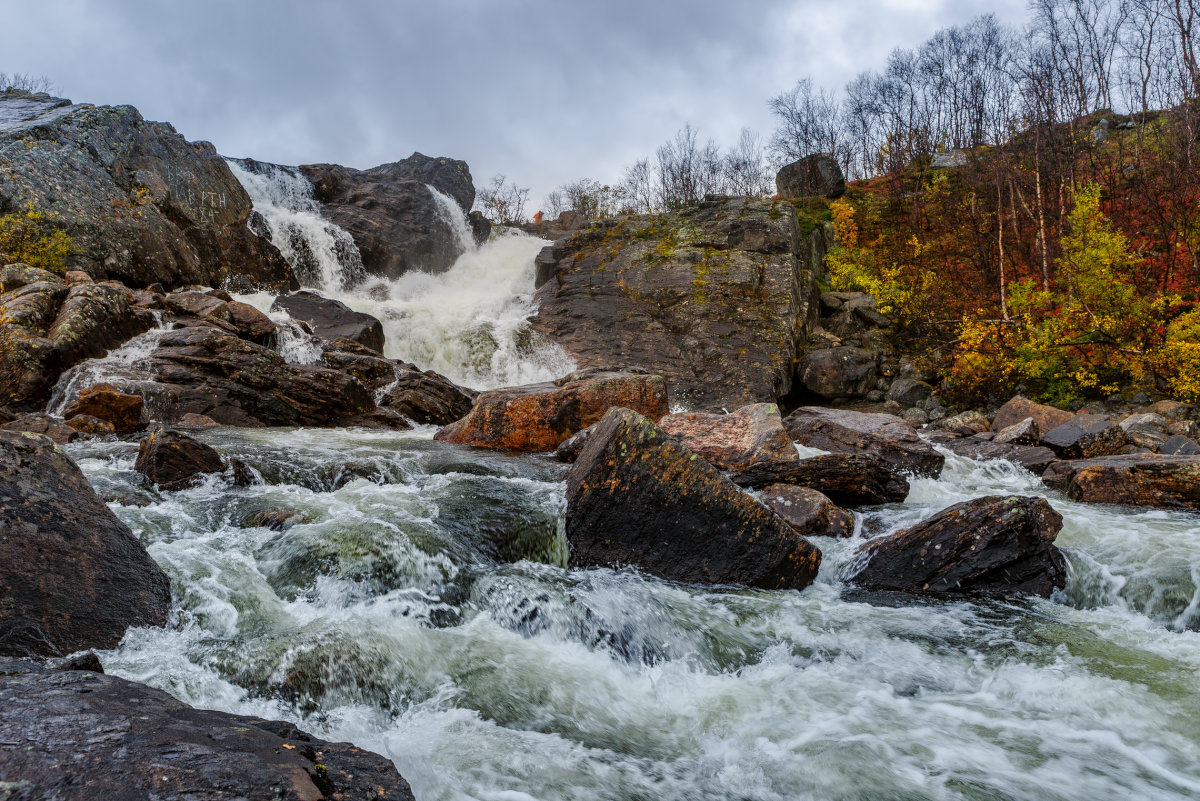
[427,184,477,254]
[45,325,171,416]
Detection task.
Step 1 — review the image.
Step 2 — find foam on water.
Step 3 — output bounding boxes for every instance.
[76,428,1200,801]
[45,324,171,415]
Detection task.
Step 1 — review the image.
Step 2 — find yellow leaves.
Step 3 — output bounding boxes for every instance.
[829,199,858,249]
[0,204,72,274]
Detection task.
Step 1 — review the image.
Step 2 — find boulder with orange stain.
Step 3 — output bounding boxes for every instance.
[433,368,668,451]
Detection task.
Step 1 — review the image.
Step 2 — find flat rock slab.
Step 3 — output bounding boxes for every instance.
[565,408,822,590]
[849,495,1067,597]
[783,406,944,478]
[0,657,415,800]
[435,368,668,452]
[1042,454,1200,510]
[658,403,796,470]
[728,453,909,506]
[0,431,170,657]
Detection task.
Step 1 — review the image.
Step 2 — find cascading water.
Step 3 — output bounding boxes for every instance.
[231,168,575,389]
[45,324,171,416]
[76,432,1200,801]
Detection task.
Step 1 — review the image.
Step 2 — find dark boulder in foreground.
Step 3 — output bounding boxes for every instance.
[758,484,855,538]
[1042,454,1200,510]
[0,431,170,657]
[436,368,669,452]
[135,428,224,490]
[848,495,1067,597]
[272,290,386,353]
[565,408,822,590]
[658,403,796,470]
[0,657,415,801]
[729,453,909,507]
[784,406,944,478]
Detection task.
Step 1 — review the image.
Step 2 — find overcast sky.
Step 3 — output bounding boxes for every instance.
[5,0,1028,206]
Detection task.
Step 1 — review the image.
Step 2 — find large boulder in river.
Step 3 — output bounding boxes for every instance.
[0,90,295,290]
[657,403,796,470]
[990,394,1075,433]
[435,368,669,451]
[776,153,846,199]
[848,495,1067,597]
[1,278,156,408]
[298,152,478,278]
[783,406,944,478]
[729,453,909,506]
[1041,414,1129,458]
[272,289,385,352]
[0,657,415,801]
[565,408,822,590]
[135,428,224,490]
[757,484,855,538]
[0,431,171,657]
[531,196,820,411]
[1042,454,1200,510]
[796,346,878,401]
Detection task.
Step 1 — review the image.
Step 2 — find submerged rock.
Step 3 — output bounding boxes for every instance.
[758,484,855,538]
[435,368,669,452]
[1042,454,1200,510]
[728,453,909,506]
[0,656,415,800]
[272,290,386,352]
[658,403,796,470]
[848,495,1067,597]
[135,428,225,490]
[0,431,170,657]
[783,406,944,478]
[565,408,822,590]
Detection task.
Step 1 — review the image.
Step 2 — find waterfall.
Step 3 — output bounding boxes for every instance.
[427,184,477,254]
[225,159,365,290]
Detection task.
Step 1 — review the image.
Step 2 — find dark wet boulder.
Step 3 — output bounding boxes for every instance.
[1042,454,1200,510]
[272,290,385,352]
[886,377,933,407]
[63,383,144,432]
[942,438,1058,474]
[242,507,308,532]
[1160,435,1200,456]
[658,403,796,470]
[226,299,277,344]
[757,484,854,538]
[848,495,1067,598]
[565,408,822,590]
[531,196,820,411]
[729,453,909,506]
[797,346,878,401]
[435,368,669,452]
[0,91,295,290]
[775,153,846,199]
[783,406,944,478]
[1041,414,1129,458]
[0,412,78,444]
[379,368,476,426]
[0,431,170,657]
[135,428,224,489]
[991,394,1075,433]
[0,656,415,801]
[297,152,476,278]
[555,421,599,462]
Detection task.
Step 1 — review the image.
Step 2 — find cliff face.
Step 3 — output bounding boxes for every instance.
[0,91,296,291]
[530,196,820,411]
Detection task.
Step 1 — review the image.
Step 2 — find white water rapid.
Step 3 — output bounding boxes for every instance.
[230,166,574,390]
[75,433,1199,801]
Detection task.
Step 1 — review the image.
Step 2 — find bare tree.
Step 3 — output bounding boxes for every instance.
[476,174,530,225]
[768,78,847,170]
[721,128,772,197]
[0,73,54,93]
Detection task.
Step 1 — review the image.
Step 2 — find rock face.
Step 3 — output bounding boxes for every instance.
[783,406,944,478]
[135,428,225,489]
[0,90,295,290]
[531,196,819,411]
[1042,454,1200,510]
[272,290,385,352]
[991,395,1075,434]
[0,431,170,657]
[435,368,669,452]
[776,153,847,199]
[0,657,415,801]
[729,453,910,506]
[298,152,478,278]
[849,496,1067,597]
[796,346,878,401]
[63,384,144,432]
[758,485,855,538]
[1041,414,1129,458]
[657,403,796,470]
[1,275,156,408]
[565,408,822,590]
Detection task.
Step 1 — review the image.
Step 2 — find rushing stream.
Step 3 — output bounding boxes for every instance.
[51,164,1200,799]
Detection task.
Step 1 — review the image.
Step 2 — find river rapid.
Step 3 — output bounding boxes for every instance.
[63,167,1200,800]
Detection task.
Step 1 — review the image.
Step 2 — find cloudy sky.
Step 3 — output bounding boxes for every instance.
[6,0,1027,206]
